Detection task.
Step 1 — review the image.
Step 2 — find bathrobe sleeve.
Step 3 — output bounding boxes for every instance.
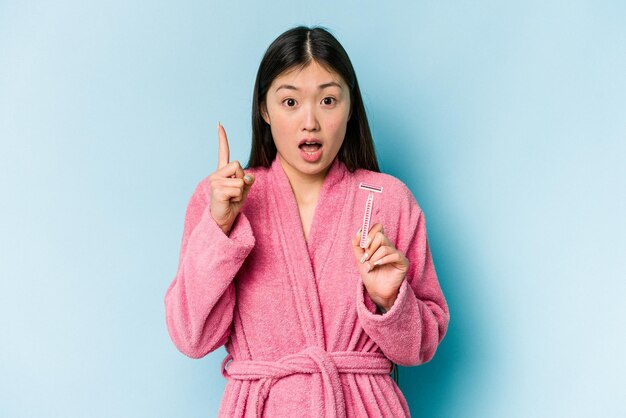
[164,179,255,359]
[356,182,450,367]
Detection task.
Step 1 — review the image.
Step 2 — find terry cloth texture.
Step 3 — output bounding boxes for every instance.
[165,154,450,417]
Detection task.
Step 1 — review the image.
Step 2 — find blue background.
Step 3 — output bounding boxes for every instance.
[1,1,624,417]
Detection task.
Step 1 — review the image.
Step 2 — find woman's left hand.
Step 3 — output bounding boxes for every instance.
[351,223,409,312]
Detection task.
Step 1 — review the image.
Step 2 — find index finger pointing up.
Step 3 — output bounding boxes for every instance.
[217,122,230,169]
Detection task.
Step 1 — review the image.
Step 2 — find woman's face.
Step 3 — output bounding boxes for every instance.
[262,60,351,182]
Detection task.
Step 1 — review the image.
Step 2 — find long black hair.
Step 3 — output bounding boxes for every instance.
[247,26,379,173]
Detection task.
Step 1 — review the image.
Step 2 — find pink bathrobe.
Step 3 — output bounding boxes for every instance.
[164,154,450,417]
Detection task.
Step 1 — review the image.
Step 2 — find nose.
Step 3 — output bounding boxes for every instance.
[301,104,319,132]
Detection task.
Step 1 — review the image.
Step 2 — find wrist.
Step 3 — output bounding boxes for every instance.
[377,297,396,313]
[209,207,233,236]
[370,292,398,314]
[215,219,232,236]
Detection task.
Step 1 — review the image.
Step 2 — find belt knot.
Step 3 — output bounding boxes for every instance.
[223,347,392,417]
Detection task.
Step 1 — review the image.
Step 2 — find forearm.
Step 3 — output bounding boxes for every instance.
[165,205,255,358]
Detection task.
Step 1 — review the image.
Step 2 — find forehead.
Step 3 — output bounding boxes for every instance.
[270,61,347,89]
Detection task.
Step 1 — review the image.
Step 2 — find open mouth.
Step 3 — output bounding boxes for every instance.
[299,140,322,154]
[298,139,323,162]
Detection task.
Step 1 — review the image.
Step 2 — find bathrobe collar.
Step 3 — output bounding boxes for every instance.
[268,153,350,348]
[269,153,348,252]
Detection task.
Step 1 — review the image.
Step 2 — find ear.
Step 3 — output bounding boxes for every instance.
[261,102,270,125]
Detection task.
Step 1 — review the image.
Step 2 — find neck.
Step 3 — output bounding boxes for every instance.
[278,154,332,206]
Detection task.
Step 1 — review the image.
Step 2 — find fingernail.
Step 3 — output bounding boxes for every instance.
[356,227,362,237]
[359,252,369,264]
[373,260,380,266]
[244,174,252,183]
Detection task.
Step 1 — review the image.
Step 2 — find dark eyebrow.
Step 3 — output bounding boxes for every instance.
[275,84,298,93]
[274,81,343,93]
[319,81,343,90]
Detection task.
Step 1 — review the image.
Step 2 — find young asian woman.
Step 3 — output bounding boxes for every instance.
[164,26,450,417]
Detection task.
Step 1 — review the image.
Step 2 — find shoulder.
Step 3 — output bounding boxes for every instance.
[347,168,427,246]
[349,168,423,216]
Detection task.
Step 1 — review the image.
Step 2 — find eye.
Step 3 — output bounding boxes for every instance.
[283,98,297,107]
[322,97,336,106]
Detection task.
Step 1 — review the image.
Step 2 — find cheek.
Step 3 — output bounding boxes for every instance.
[268,114,297,148]
[272,116,295,135]
[326,114,349,136]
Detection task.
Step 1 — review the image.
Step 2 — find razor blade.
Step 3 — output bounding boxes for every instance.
[359,182,383,248]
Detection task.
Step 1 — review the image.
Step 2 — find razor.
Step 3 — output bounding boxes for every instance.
[359,182,383,248]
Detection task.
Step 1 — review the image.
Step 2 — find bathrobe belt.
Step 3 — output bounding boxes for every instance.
[222,346,393,418]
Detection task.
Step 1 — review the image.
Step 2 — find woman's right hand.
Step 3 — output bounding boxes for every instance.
[209,123,255,235]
